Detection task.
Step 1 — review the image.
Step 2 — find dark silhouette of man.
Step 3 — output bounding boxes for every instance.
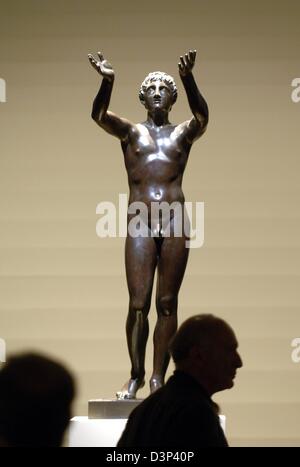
[117,314,243,447]
[0,353,75,447]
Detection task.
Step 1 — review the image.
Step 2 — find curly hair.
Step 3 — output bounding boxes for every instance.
[139,71,177,106]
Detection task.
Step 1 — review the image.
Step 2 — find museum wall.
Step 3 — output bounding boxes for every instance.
[1,0,300,446]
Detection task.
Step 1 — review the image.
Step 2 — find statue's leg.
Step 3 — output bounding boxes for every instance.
[150,227,189,393]
[116,234,157,399]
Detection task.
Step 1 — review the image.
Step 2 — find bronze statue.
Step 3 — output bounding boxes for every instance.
[88,50,209,399]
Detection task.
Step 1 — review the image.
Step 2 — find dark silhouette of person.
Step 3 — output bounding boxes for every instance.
[117,314,243,447]
[88,50,209,399]
[0,353,75,447]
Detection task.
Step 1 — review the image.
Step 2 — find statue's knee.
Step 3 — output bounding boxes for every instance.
[157,295,177,316]
[129,297,149,315]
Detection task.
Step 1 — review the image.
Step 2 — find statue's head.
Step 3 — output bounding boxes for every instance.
[139,72,177,111]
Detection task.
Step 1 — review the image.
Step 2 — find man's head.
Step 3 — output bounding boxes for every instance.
[169,314,242,395]
[0,353,75,447]
[139,71,177,112]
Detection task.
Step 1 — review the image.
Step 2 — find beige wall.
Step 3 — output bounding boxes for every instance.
[1,0,300,446]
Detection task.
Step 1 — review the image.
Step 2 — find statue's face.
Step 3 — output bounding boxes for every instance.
[143,80,173,112]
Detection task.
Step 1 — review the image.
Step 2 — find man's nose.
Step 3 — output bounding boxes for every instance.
[236,352,243,368]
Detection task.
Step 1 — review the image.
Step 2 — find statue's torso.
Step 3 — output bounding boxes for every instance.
[121,122,191,208]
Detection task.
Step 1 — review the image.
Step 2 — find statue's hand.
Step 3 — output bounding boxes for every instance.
[178,49,196,77]
[88,52,115,82]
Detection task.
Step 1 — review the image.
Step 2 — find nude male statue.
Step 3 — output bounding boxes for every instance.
[88,50,209,399]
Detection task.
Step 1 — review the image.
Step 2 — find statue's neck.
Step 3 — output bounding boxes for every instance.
[146,112,170,128]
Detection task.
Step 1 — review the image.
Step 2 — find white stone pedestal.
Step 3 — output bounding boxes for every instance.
[68,417,127,447]
[68,407,226,448]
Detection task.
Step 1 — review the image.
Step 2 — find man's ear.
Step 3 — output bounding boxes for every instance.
[189,345,205,363]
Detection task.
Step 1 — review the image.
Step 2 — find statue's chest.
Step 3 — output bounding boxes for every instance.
[131,126,181,163]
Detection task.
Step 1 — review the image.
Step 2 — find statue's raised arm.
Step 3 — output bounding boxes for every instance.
[178,49,209,144]
[88,52,133,142]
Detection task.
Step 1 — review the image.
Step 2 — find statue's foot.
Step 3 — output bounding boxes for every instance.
[116,378,145,400]
[149,377,164,394]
